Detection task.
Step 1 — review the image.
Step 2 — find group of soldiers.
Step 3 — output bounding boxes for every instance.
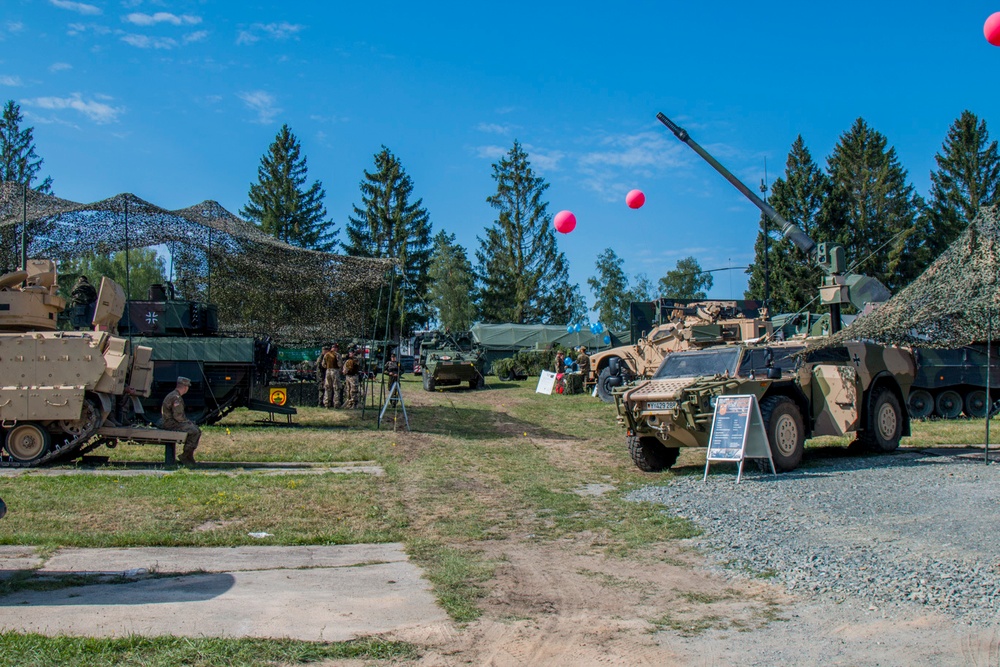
[315,343,363,409]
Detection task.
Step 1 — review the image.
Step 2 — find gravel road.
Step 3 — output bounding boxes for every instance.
[628,447,1000,624]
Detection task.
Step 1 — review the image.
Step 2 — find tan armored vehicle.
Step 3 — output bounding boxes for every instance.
[0,260,157,467]
[590,300,769,402]
[617,340,914,472]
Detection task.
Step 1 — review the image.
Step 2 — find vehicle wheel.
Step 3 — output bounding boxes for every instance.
[863,387,903,453]
[759,396,805,472]
[907,389,934,419]
[422,373,435,392]
[468,376,480,390]
[964,390,989,419]
[627,435,680,472]
[935,390,963,419]
[5,423,52,464]
[596,365,622,403]
[57,397,102,439]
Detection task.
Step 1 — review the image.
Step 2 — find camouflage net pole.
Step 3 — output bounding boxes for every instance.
[811,205,1000,461]
[0,182,395,346]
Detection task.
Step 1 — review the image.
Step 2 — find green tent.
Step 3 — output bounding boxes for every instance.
[470,324,626,374]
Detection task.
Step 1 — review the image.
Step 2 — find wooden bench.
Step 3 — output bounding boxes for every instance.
[96,426,190,465]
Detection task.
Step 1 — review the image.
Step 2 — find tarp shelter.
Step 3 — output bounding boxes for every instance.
[0,183,394,346]
[470,323,627,373]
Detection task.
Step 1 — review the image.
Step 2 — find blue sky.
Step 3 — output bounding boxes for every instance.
[1,0,998,317]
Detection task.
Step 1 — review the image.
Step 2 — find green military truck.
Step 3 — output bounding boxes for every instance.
[617,340,914,472]
[420,332,486,391]
[907,345,1000,419]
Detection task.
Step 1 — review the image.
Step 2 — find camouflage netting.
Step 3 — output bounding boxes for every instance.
[0,182,395,345]
[813,205,1000,350]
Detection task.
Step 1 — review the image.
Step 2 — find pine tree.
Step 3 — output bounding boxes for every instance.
[821,118,925,293]
[745,136,827,313]
[926,110,1000,260]
[588,248,633,331]
[241,124,336,251]
[658,256,712,299]
[344,146,433,335]
[475,141,575,324]
[427,231,476,331]
[0,100,52,192]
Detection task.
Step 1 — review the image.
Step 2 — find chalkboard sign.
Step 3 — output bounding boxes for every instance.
[703,395,775,482]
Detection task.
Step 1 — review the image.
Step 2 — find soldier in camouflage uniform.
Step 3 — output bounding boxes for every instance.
[343,350,361,408]
[576,346,591,377]
[316,345,329,406]
[323,344,342,408]
[161,376,201,465]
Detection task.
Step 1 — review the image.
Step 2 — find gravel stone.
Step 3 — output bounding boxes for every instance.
[627,449,1000,624]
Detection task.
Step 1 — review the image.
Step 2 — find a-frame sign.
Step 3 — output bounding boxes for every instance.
[703,394,776,482]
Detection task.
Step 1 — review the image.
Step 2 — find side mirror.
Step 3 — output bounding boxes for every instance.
[608,357,621,377]
[767,367,782,380]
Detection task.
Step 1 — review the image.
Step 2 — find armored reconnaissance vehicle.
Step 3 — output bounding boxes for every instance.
[618,341,913,472]
[421,331,486,391]
[111,283,286,425]
[0,260,156,467]
[612,113,911,472]
[590,299,769,402]
[906,345,1000,419]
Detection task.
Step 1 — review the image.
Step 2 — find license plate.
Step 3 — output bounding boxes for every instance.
[645,401,677,411]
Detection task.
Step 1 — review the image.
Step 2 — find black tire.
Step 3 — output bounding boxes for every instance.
[468,376,480,390]
[627,435,680,472]
[759,396,805,472]
[907,389,934,419]
[501,371,515,381]
[5,423,52,464]
[596,364,623,403]
[422,372,436,392]
[935,389,963,419]
[964,390,988,419]
[861,387,904,453]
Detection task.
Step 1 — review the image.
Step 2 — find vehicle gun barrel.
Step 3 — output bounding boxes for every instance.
[656,112,816,256]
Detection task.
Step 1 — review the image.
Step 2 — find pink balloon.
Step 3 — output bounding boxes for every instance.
[553,210,577,234]
[626,189,646,209]
[987,12,1000,46]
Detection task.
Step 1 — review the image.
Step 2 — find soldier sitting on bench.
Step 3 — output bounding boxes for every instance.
[161,377,201,465]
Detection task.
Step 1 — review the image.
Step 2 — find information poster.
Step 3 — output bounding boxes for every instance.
[536,371,557,395]
[704,394,775,482]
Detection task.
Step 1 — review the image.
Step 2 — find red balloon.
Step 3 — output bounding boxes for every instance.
[553,210,576,234]
[987,12,1000,46]
[626,189,646,209]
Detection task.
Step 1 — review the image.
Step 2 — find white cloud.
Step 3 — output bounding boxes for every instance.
[523,143,564,172]
[50,0,102,16]
[22,93,123,124]
[49,62,73,72]
[237,21,304,45]
[476,122,511,135]
[0,75,24,87]
[475,145,506,160]
[121,33,178,49]
[183,30,208,44]
[67,22,112,36]
[124,12,201,26]
[6,21,25,33]
[238,90,280,124]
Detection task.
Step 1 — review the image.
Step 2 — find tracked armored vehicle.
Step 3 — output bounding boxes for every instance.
[0,260,156,467]
[421,331,486,391]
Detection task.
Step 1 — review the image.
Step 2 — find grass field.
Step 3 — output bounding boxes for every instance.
[0,374,995,665]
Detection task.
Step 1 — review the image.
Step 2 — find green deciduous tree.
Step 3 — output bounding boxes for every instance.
[820,118,925,293]
[925,110,1000,261]
[241,124,336,251]
[58,248,167,301]
[745,136,827,313]
[588,248,636,331]
[658,256,712,299]
[475,141,577,324]
[428,231,476,331]
[344,146,433,335]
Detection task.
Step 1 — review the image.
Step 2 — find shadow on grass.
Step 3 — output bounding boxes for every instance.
[410,404,575,441]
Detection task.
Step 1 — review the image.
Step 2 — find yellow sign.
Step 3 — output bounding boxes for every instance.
[269,387,287,406]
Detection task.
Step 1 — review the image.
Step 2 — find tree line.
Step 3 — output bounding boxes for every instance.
[3,100,997,334]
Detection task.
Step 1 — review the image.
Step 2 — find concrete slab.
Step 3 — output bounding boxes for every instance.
[41,544,407,575]
[0,544,447,641]
[0,546,44,577]
[0,461,384,478]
